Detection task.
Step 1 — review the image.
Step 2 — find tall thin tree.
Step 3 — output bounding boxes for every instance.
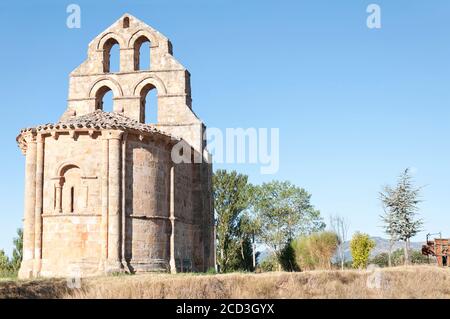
[380,169,423,265]
[213,170,253,272]
[329,215,349,270]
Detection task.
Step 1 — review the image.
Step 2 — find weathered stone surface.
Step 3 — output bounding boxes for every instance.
[16,14,214,279]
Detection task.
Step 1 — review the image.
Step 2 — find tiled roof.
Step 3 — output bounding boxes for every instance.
[19,110,178,139]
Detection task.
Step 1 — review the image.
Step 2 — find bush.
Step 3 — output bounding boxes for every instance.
[370,252,389,267]
[411,250,431,264]
[292,236,316,270]
[0,250,16,278]
[292,231,339,270]
[206,267,217,274]
[259,254,278,272]
[391,249,430,266]
[0,229,23,278]
[10,228,23,272]
[350,232,375,269]
[370,249,431,268]
[0,250,9,269]
[279,241,300,272]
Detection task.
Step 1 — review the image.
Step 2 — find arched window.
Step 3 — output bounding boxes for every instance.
[60,165,81,214]
[103,38,120,73]
[140,84,158,124]
[95,86,114,112]
[134,36,151,71]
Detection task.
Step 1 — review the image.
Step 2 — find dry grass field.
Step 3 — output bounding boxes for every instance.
[1,265,450,299]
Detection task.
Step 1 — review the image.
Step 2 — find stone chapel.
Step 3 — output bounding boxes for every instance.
[16,14,214,278]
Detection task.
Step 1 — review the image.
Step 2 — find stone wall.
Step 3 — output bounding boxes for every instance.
[41,132,103,277]
[41,215,101,277]
[124,134,171,271]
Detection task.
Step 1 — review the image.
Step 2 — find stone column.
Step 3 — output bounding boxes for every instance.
[101,136,109,262]
[33,134,45,276]
[169,165,177,274]
[121,133,128,271]
[107,130,123,273]
[18,132,37,279]
[55,180,63,213]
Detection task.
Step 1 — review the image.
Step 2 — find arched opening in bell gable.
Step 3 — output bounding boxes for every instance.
[134,36,151,71]
[103,38,120,73]
[95,85,114,112]
[140,83,158,124]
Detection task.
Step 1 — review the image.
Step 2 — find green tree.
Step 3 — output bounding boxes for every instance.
[253,181,325,270]
[213,170,253,272]
[235,213,260,271]
[380,169,423,265]
[350,232,375,269]
[10,228,23,272]
[292,231,339,270]
[223,239,252,271]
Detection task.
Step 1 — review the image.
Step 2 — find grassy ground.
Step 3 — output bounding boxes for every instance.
[1,265,449,299]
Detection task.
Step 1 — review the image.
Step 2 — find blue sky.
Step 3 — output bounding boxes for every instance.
[1,0,449,255]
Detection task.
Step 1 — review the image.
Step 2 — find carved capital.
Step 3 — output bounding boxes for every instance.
[51,176,65,187]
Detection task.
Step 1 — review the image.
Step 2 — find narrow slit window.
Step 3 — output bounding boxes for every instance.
[70,187,75,213]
